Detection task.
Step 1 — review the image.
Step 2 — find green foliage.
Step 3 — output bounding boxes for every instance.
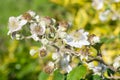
[0,0,62,80]
[38,71,49,80]
[92,75,102,80]
[67,65,87,80]
[53,69,65,80]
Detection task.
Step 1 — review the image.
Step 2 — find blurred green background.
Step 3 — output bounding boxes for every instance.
[0,0,120,80]
[0,0,67,80]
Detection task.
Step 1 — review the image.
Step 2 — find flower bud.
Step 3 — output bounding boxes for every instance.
[58,21,69,31]
[52,53,59,60]
[89,34,100,45]
[29,49,36,56]
[22,12,32,21]
[39,47,47,57]
[41,38,49,45]
[113,56,120,69]
[58,32,67,39]
[15,34,21,40]
[41,17,54,26]
[44,61,55,74]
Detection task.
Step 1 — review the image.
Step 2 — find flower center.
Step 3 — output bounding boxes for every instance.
[35,26,42,33]
[73,32,82,41]
[10,21,19,29]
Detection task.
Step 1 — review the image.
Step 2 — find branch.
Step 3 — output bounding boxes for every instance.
[52,44,60,52]
[86,57,117,72]
[107,75,120,80]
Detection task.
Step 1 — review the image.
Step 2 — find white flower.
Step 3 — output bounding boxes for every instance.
[58,31,67,39]
[30,23,46,36]
[8,16,27,35]
[64,65,72,73]
[15,34,21,40]
[27,10,36,17]
[44,61,55,74]
[51,18,56,24]
[63,29,90,48]
[52,51,72,73]
[89,35,100,45]
[21,10,36,22]
[29,49,37,56]
[48,61,55,68]
[30,22,46,41]
[99,10,110,21]
[58,21,69,31]
[87,62,103,75]
[92,0,103,10]
[113,56,120,69]
[113,62,120,69]
[87,62,95,69]
[60,54,72,73]
[35,15,40,22]
[10,33,22,40]
[52,52,60,60]
[80,55,88,61]
[41,38,49,45]
[92,36,100,43]
[93,66,102,75]
[39,20,46,28]
[31,34,40,41]
[41,17,55,26]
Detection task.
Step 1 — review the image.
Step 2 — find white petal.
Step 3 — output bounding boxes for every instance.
[8,17,21,32]
[31,34,40,41]
[35,15,40,22]
[30,49,37,56]
[28,10,36,17]
[58,32,67,39]
[66,65,72,73]
[19,19,27,26]
[113,62,120,69]
[39,20,46,27]
[52,53,59,60]
[41,38,49,45]
[48,61,54,68]
[82,40,90,45]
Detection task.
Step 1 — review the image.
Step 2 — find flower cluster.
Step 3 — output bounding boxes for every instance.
[8,11,119,78]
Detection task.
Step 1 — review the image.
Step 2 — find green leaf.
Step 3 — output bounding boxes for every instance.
[53,69,65,80]
[38,71,49,80]
[67,65,87,80]
[93,75,102,80]
[100,37,115,44]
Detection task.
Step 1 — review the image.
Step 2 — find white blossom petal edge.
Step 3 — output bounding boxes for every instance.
[63,29,90,48]
[8,16,27,35]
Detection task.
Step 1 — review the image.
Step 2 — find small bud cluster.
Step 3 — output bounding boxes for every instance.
[8,11,119,77]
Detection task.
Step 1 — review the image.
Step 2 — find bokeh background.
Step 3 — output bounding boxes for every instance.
[0,0,120,80]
